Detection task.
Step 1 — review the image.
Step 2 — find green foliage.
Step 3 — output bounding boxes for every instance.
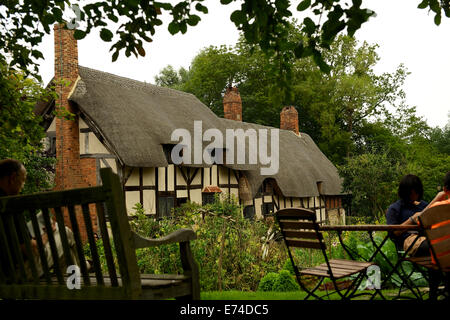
[257,272,278,291]
[257,270,300,292]
[338,150,401,220]
[282,258,296,275]
[273,269,300,292]
[128,196,288,291]
[0,61,56,193]
[1,0,448,108]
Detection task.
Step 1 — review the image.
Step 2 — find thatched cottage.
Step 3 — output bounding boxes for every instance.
[35,25,346,238]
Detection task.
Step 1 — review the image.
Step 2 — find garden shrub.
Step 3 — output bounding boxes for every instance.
[126,196,288,291]
[257,270,300,292]
[273,270,300,292]
[257,272,278,291]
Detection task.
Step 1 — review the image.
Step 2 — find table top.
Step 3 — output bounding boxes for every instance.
[319,224,420,231]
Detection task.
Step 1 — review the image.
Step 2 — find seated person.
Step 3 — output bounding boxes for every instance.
[386,174,429,256]
[0,159,89,280]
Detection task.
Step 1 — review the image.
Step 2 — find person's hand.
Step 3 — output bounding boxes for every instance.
[411,211,422,224]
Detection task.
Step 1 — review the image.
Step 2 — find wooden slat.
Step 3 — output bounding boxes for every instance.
[29,209,51,283]
[329,259,373,268]
[432,237,450,255]
[101,168,142,298]
[279,220,316,230]
[81,203,104,285]
[276,208,316,220]
[96,202,119,287]
[300,269,331,278]
[6,215,27,282]
[425,223,450,241]
[16,212,39,283]
[329,263,367,273]
[407,256,435,269]
[0,186,108,213]
[68,205,90,285]
[0,215,18,283]
[437,252,450,269]
[283,230,320,240]
[41,207,64,284]
[285,238,322,249]
[419,204,450,227]
[54,207,75,267]
[310,265,356,277]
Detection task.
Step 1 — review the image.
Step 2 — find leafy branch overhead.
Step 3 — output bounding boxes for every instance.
[0,0,449,82]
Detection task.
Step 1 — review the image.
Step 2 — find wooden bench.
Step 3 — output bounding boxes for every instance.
[0,168,200,300]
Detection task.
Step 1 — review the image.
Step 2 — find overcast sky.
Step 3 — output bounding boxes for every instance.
[36,0,450,128]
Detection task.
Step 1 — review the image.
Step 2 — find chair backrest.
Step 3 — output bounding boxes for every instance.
[275,208,326,251]
[0,168,141,299]
[418,203,450,270]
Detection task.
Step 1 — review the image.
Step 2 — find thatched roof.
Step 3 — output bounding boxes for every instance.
[38,66,344,198]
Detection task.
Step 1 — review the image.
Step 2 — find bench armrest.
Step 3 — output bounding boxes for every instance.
[132,228,197,249]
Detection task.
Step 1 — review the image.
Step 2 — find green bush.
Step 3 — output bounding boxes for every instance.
[257,272,278,292]
[257,270,300,292]
[273,270,300,292]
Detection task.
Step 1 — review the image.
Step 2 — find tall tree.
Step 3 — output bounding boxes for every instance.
[155,28,409,164]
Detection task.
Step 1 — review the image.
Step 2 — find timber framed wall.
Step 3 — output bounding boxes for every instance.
[44,118,345,223]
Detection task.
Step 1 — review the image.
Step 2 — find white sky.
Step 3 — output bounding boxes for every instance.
[35,0,450,128]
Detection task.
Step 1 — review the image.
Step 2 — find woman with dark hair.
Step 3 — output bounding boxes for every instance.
[386,174,429,256]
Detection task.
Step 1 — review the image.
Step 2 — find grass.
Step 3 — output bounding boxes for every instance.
[201,291,309,300]
[201,289,421,300]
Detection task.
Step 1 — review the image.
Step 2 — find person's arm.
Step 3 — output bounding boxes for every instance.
[408,191,447,225]
[422,191,447,211]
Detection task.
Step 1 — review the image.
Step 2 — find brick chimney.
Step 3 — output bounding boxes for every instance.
[54,23,83,191]
[280,106,299,135]
[223,86,242,121]
[54,23,97,240]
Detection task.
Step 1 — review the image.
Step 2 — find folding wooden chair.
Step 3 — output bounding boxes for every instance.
[275,208,374,300]
[412,203,450,300]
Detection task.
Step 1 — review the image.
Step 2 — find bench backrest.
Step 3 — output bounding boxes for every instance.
[0,168,141,299]
[418,203,450,270]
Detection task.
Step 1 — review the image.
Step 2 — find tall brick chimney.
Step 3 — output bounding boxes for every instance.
[54,23,97,240]
[223,86,242,121]
[280,106,299,135]
[53,23,84,191]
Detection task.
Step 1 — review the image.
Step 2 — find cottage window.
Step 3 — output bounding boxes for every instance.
[157,196,175,218]
[176,197,188,207]
[261,203,274,216]
[202,193,216,205]
[44,132,56,157]
[243,205,255,220]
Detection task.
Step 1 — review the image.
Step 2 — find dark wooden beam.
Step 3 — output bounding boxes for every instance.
[155,167,159,216]
[139,168,143,206]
